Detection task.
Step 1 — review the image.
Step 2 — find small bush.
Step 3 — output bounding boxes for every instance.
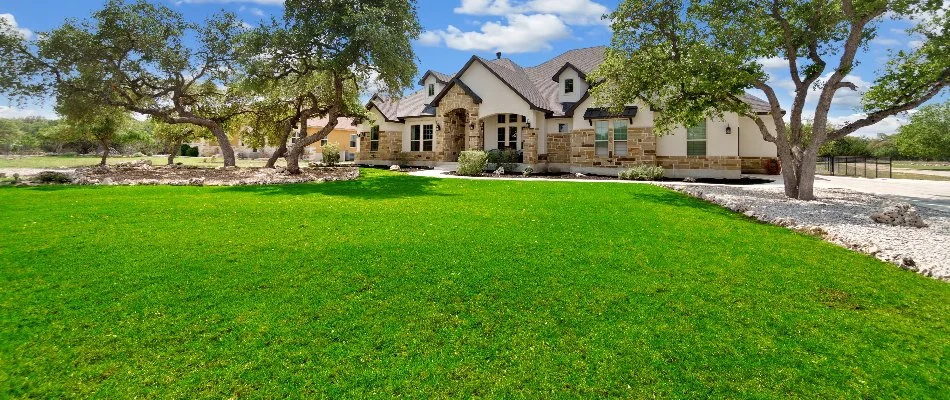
[132,152,146,158]
[180,144,191,156]
[618,165,665,181]
[764,158,781,175]
[33,171,72,184]
[322,142,341,167]
[457,150,488,176]
[186,146,199,157]
[487,149,520,171]
[522,166,534,177]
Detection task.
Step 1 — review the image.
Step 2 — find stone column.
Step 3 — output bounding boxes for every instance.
[523,128,538,164]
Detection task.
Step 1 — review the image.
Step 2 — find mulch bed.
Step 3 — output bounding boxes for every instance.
[69,162,359,186]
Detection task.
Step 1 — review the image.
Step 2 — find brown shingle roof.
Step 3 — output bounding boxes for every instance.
[371,46,775,119]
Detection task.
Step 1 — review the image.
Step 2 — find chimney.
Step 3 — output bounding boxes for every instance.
[496,52,502,60]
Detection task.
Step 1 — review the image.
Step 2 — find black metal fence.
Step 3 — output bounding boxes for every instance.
[816,156,892,178]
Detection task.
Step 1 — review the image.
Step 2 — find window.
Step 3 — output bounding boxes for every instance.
[613,120,628,156]
[565,78,574,94]
[595,120,609,156]
[410,125,421,151]
[687,123,707,156]
[291,130,301,144]
[423,124,434,151]
[320,138,328,146]
[558,123,569,133]
[428,83,435,96]
[410,124,434,151]
[369,126,380,151]
[496,114,522,150]
[349,134,357,148]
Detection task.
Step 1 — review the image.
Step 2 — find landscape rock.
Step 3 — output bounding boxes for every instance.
[870,202,928,228]
[389,165,401,171]
[493,167,505,176]
[683,177,696,183]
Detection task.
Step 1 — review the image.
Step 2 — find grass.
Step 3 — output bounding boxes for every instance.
[893,161,950,171]
[1,169,948,398]
[0,155,275,169]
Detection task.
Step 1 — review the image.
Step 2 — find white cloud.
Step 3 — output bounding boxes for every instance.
[0,14,33,39]
[757,57,788,70]
[767,72,873,109]
[909,40,924,49]
[418,31,443,46]
[175,0,283,5]
[423,14,571,53]
[453,0,609,25]
[871,37,901,46]
[239,6,267,17]
[0,105,56,119]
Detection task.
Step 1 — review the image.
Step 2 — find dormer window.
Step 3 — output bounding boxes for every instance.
[428,83,435,96]
[564,78,574,94]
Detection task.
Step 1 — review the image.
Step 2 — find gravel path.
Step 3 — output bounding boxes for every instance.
[0,167,76,176]
[665,184,950,281]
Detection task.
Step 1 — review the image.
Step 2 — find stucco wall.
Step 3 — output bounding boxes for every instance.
[460,61,535,124]
[556,67,587,103]
[738,117,778,157]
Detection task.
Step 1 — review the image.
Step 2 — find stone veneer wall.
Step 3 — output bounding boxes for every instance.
[656,156,741,171]
[740,157,778,174]
[569,127,657,167]
[522,128,538,164]
[545,133,571,163]
[435,84,481,159]
[358,130,402,161]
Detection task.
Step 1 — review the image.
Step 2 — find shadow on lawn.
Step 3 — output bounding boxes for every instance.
[215,172,452,200]
[634,189,740,218]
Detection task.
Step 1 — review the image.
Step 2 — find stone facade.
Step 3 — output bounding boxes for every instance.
[358,130,401,162]
[545,133,571,163]
[522,128,538,164]
[435,84,480,160]
[568,127,656,167]
[740,157,778,174]
[656,156,741,171]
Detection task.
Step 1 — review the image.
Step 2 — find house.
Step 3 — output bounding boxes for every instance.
[196,117,360,162]
[356,46,778,178]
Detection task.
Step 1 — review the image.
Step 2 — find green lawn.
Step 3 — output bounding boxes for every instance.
[894,161,950,171]
[1,169,947,398]
[0,155,274,169]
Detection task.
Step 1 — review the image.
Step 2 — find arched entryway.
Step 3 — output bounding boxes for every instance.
[443,108,468,161]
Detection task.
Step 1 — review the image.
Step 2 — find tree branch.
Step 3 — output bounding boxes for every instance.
[831,82,945,139]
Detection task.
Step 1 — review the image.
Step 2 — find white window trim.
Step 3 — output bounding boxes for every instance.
[687,122,707,156]
[410,124,434,152]
[496,114,523,150]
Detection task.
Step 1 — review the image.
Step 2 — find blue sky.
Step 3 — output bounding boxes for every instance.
[1,0,945,137]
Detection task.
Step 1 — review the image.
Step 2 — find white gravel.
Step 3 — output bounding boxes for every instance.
[664,184,950,281]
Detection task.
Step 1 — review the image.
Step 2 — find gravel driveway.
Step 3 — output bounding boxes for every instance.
[667,184,950,281]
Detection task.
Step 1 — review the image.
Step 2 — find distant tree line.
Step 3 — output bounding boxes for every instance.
[819,102,950,161]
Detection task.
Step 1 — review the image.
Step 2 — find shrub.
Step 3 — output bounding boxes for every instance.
[33,171,72,184]
[764,158,781,175]
[457,150,488,176]
[522,166,534,177]
[322,142,341,167]
[487,148,520,171]
[132,152,146,158]
[186,146,199,157]
[180,144,191,156]
[618,165,665,181]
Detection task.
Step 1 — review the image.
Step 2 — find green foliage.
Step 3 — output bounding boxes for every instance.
[1,170,948,397]
[0,119,22,153]
[618,164,665,181]
[819,136,872,157]
[321,142,341,167]
[457,150,487,176]
[187,146,199,157]
[522,166,534,177]
[486,149,519,171]
[31,171,72,184]
[893,102,950,161]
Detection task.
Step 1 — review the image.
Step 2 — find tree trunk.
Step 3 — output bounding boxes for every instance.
[266,127,291,169]
[168,138,183,165]
[286,115,337,174]
[99,140,110,166]
[209,124,236,167]
[795,149,818,200]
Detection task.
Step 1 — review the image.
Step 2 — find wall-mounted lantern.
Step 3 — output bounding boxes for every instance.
[725,125,732,135]
[436,123,441,132]
[469,122,476,130]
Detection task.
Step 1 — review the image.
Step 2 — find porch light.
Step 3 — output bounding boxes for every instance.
[469,122,476,130]
[726,125,732,135]
[436,123,441,131]
[525,121,532,129]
